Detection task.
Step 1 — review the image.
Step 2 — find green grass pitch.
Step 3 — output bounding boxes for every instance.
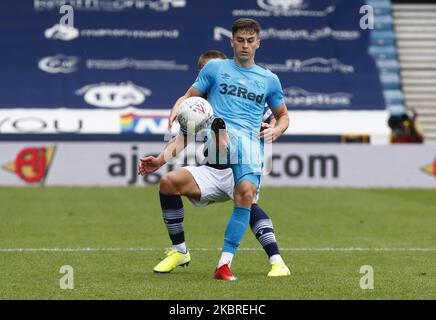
[0,186,435,299]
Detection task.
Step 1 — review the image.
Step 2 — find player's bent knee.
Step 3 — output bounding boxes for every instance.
[159,173,179,195]
[235,182,256,206]
[160,171,193,196]
[240,189,255,204]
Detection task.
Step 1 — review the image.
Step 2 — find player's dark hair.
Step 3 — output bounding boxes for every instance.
[197,50,227,69]
[232,18,261,36]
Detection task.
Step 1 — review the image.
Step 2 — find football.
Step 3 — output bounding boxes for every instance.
[177,96,214,134]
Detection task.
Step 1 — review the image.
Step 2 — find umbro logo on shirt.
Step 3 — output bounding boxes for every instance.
[220,73,231,80]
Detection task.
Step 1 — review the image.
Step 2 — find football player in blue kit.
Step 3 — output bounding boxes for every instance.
[140,49,290,278]
[144,18,290,280]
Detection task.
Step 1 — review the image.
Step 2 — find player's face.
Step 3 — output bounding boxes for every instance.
[230,29,260,64]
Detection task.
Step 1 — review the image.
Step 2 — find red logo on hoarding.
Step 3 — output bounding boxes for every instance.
[421,157,436,177]
[2,146,56,183]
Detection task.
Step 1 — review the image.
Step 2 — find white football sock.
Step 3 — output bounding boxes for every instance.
[269,254,285,265]
[217,252,234,268]
[171,242,187,253]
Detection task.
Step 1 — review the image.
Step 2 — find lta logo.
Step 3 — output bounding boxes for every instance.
[2,146,56,183]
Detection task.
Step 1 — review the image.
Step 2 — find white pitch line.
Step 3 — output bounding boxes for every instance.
[0,247,435,252]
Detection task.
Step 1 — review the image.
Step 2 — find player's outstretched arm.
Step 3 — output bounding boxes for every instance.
[168,86,204,129]
[138,134,187,175]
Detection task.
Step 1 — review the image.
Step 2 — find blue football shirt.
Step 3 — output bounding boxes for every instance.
[192,59,284,133]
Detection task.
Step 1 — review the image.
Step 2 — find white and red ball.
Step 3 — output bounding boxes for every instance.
[177,97,214,134]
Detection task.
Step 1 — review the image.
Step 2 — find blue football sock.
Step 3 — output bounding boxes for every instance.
[222,206,250,254]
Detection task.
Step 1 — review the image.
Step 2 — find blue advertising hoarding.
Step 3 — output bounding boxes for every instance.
[0,0,386,111]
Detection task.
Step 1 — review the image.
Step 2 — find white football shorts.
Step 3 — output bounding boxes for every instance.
[182,165,260,207]
[182,165,234,207]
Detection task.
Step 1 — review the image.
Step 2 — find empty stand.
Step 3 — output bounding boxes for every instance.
[393,2,436,143]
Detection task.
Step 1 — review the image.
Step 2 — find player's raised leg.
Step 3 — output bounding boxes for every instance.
[153,169,201,273]
[250,204,290,276]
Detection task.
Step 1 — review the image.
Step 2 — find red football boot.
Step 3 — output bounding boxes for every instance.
[214,263,237,281]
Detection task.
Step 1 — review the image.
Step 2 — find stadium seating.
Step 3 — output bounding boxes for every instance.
[368,0,406,118]
[392,1,436,143]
